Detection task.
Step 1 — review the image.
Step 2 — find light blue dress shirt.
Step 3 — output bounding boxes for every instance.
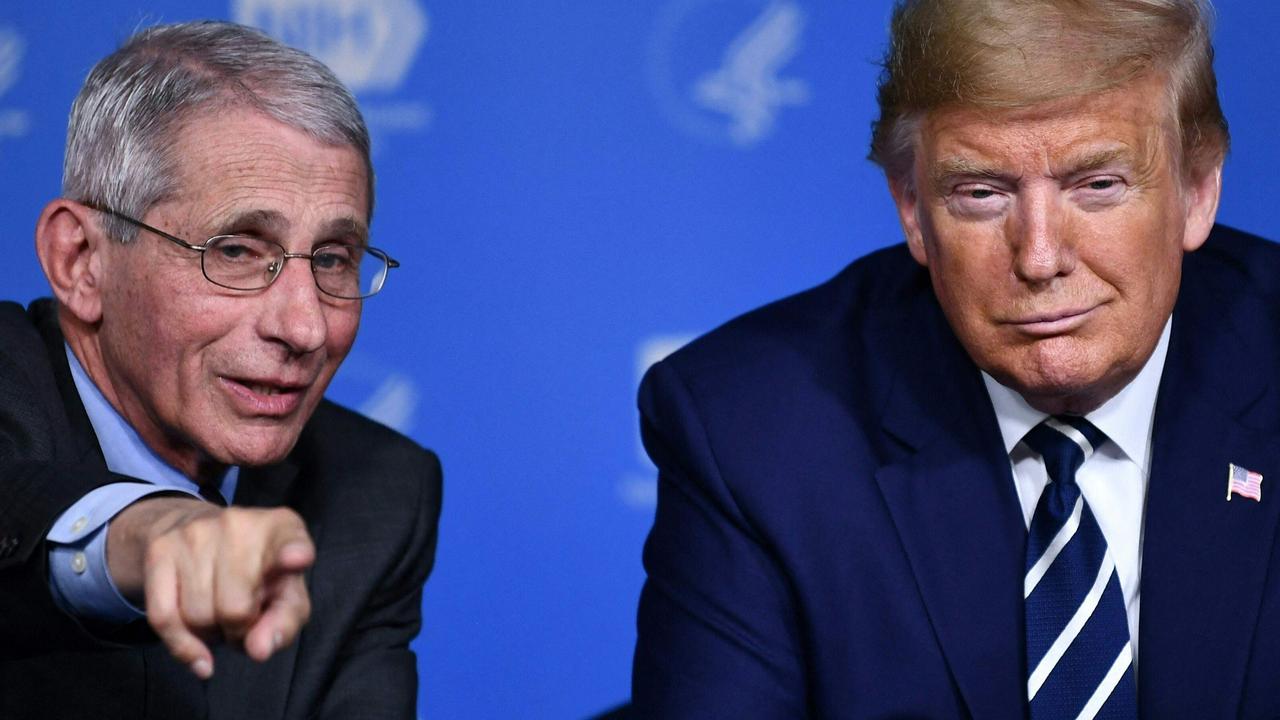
[46,346,239,623]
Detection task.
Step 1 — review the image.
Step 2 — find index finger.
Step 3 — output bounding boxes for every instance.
[261,509,315,574]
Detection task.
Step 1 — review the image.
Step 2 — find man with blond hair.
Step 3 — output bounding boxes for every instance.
[0,21,440,719]
[633,1,1280,717]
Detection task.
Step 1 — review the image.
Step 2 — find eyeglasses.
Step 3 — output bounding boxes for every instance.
[86,203,399,300]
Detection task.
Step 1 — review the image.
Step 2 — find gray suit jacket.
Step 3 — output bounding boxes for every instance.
[0,298,442,719]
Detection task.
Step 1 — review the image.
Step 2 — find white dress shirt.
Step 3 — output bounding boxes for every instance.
[981,318,1171,663]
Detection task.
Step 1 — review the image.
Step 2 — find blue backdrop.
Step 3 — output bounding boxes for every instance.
[2,2,1277,717]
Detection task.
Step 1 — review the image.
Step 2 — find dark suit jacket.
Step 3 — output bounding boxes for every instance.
[633,225,1280,719]
[0,299,442,720]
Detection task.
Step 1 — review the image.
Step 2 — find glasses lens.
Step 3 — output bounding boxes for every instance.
[203,236,282,290]
[313,244,388,299]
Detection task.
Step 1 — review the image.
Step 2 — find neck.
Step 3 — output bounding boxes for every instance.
[59,306,223,484]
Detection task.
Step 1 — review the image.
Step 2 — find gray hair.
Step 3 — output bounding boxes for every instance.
[63,20,373,241]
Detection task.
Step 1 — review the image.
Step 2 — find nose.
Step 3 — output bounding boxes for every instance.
[1010,188,1075,285]
[258,255,327,355]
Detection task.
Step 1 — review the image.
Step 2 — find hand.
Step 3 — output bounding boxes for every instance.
[106,497,315,679]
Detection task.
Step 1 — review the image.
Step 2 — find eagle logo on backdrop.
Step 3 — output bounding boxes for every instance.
[231,0,433,145]
[0,26,30,140]
[648,0,810,148]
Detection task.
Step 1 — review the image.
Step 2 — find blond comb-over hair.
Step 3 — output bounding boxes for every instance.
[869,0,1229,180]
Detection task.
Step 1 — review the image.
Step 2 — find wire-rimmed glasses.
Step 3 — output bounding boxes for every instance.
[86,203,399,300]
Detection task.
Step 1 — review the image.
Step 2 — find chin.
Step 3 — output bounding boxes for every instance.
[986,350,1112,411]
[213,427,304,468]
[1008,370,1117,414]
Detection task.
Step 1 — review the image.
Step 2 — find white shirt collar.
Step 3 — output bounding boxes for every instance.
[982,317,1171,473]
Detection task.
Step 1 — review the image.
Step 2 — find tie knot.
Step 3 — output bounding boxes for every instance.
[1022,416,1108,486]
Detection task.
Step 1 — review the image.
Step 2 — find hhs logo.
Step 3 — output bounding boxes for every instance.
[232,0,428,93]
[0,27,23,97]
[649,0,810,147]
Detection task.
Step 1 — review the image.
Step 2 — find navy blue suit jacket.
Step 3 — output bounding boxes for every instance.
[633,225,1280,719]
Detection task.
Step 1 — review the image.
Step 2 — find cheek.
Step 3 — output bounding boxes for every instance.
[101,270,178,362]
[323,306,361,362]
[926,235,1010,318]
[1080,213,1183,303]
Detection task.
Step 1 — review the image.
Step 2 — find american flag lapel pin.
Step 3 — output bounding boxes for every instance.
[1227,463,1264,502]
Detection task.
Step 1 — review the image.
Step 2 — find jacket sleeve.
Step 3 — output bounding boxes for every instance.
[631,359,807,719]
[0,338,146,655]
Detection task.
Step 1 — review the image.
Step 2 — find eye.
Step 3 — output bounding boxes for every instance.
[211,236,267,263]
[1078,175,1126,193]
[948,183,1008,218]
[952,183,1004,202]
[1074,175,1127,209]
[312,244,360,273]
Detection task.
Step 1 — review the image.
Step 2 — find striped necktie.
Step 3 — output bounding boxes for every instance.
[1023,416,1137,720]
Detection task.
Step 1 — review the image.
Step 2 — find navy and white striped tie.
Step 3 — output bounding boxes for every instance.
[1023,416,1137,720]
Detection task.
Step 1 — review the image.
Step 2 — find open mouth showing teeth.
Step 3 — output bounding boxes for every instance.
[221,377,307,416]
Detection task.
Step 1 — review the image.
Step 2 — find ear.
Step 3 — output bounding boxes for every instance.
[35,200,109,325]
[888,172,929,266]
[1179,158,1223,253]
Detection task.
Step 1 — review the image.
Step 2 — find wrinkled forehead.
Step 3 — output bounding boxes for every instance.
[158,102,372,218]
[912,77,1183,177]
[156,110,371,233]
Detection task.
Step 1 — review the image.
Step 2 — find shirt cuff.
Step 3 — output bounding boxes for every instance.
[47,482,200,624]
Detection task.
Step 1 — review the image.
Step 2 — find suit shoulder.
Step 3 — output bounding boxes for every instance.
[659,242,923,386]
[301,400,442,490]
[1190,224,1280,297]
[0,301,48,367]
[0,299,72,453]
[640,243,922,457]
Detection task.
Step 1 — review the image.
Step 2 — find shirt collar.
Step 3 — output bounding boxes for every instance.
[65,345,239,498]
[981,316,1171,473]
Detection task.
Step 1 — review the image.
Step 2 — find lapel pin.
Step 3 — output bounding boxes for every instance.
[1227,463,1264,502]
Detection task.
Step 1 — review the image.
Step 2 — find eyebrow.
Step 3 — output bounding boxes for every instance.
[323,216,370,246]
[1057,148,1134,177]
[928,157,1007,194]
[216,209,369,246]
[218,209,288,236]
[928,147,1139,193]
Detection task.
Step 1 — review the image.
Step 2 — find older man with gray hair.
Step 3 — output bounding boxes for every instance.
[633,0,1280,717]
[0,21,440,720]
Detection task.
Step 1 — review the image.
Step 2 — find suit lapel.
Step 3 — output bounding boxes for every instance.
[1138,267,1280,717]
[872,291,1028,718]
[29,299,107,464]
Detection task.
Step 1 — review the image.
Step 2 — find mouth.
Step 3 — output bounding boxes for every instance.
[219,376,310,417]
[1005,305,1099,337]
